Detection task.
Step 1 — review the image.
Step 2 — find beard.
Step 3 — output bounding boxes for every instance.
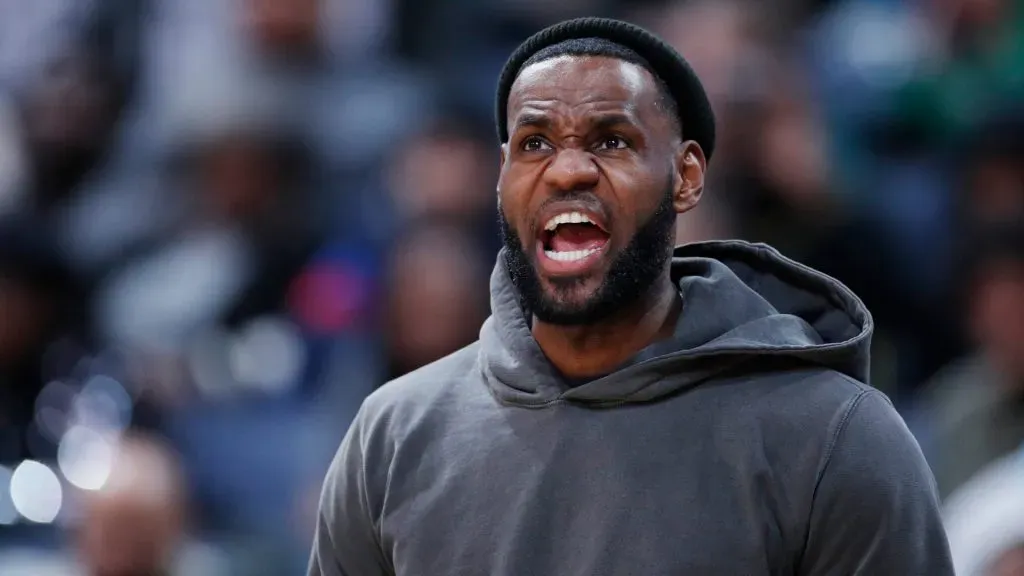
[499,184,677,326]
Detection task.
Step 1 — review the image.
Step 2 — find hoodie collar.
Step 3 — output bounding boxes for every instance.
[478,240,873,408]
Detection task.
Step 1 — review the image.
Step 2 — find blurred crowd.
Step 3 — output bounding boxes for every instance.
[0,0,1021,574]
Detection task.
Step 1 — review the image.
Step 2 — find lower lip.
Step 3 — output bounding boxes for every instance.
[535,240,609,277]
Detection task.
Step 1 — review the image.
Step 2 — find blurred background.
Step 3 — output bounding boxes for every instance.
[0,0,1022,574]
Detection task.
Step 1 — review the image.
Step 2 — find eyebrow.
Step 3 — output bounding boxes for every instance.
[512,112,553,132]
[589,113,637,133]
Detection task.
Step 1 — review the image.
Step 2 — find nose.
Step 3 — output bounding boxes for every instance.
[542,148,599,193]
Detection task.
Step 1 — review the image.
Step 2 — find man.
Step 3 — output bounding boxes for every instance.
[309,17,953,575]
[916,220,1024,498]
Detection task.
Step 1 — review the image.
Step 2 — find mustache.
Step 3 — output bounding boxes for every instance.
[529,192,608,230]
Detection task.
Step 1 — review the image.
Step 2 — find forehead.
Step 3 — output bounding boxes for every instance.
[508,55,660,120]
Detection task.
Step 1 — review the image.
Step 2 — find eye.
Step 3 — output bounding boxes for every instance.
[596,136,629,150]
[521,136,552,152]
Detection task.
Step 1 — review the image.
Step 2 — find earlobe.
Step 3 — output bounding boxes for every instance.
[673,144,705,214]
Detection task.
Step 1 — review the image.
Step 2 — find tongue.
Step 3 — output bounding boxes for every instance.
[550,223,609,252]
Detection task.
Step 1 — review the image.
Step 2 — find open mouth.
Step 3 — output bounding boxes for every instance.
[537,210,611,271]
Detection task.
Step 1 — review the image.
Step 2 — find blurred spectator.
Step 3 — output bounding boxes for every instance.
[387,116,494,224]
[3,0,144,217]
[0,0,150,301]
[637,0,767,117]
[0,0,100,94]
[716,62,836,259]
[885,0,1024,148]
[245,0,322,61]
[14,47,129,213]
[72,433,207,576]
[93,91,316,362]
[382,113,502,254]
[963,109,1024,226]
[382,220,491,380]
[915,221,1024,497]
[0,218,85,465]
[800,0,1008,395]
[162,393,346,573]
[0,433,231,575]
[246,0,394,66]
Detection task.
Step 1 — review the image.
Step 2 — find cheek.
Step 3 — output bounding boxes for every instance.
[604,173,661,233]
[498,173,537,230]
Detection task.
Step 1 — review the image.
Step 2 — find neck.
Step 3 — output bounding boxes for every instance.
[532,274,681,380]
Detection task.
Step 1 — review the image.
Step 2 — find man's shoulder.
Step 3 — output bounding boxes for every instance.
[753,366,922,478]
[792,366,898,435]
[729,361,875,423]
[732,365,931,503]
[722,363,899,461]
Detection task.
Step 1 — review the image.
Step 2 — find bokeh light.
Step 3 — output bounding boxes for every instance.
[32,380,76,442]
[72,375,133,432]
[227,316,305,395]
[57,426,117,491]
[9,460,62,524]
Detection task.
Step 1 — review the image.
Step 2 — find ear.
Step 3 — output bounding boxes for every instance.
[673,141,706,214]
[497,143,510,199]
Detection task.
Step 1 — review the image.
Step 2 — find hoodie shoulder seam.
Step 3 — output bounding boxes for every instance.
[814,388,873,490]
[810,385,888,505]
[826,369,872,394]
[797,387,874,566]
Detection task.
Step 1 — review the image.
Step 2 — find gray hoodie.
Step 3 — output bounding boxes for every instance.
[309,240,953,576]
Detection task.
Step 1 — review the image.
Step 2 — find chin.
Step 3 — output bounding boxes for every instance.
[533,280,606,325]
[540,271,600,295]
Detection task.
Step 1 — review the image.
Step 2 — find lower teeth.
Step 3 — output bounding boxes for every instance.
[545,248,599,262]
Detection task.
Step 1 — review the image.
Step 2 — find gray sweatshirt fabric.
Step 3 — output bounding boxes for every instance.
[309,240,953,576]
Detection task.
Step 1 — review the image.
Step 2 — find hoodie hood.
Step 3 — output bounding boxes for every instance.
[479,240,873,407]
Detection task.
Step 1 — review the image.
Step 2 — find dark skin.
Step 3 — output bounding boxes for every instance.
[498,55,706,378]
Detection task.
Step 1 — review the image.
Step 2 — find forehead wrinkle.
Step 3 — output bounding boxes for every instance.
[509,100,639,127]
[514,98,640,119]
[508,57,661,127]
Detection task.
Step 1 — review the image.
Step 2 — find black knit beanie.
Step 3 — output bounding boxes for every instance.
[495,17,715,161]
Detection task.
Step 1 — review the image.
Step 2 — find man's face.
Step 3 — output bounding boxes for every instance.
[498,55,704,325]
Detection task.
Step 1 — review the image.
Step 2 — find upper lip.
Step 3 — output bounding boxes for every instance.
[534,201,610,239]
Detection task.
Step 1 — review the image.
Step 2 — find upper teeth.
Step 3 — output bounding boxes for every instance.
[544,211,593,231]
